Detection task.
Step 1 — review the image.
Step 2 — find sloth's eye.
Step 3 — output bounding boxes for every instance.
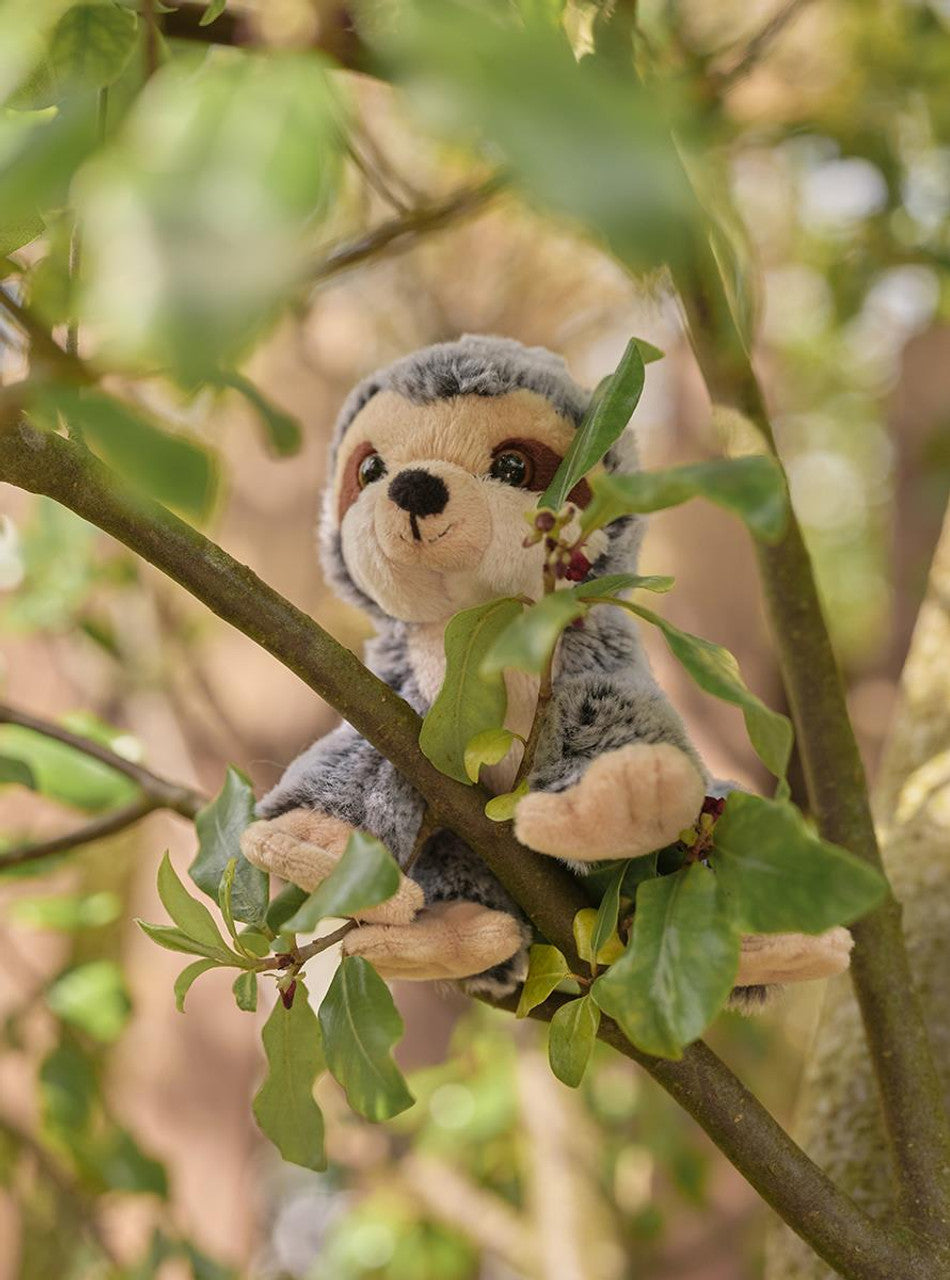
[358,452,387,488]
[489,449,533,488]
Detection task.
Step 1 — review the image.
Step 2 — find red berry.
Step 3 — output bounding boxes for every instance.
[564,550,591,582]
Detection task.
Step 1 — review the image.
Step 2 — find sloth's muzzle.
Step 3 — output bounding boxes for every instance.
[388,468,450,541]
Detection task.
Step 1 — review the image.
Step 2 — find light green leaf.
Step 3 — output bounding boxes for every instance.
[0,724,136,813]
[541,338,646,511]
[284,831,401,934]
[31,385,217,522]
[0,754,35,788]
[712,792,887,933]
[136,920,233,962]
[253,981,326,1170]
[157,853,233,958]
[580,457,788,543]
[420,598,522,783]
[10,890,120,931]
[572,908,623,966]
[589,861,628,962]
[482,592,585,678]
[548,995,600,1087]
[190,767,268,927]
[215,370,302,457]
[200,0,228,25]
[616,601,793,782]
[24,4,138,108]
[464,727,519,783]
[592,865,740,1059]
[232,970,257,1013]
[484,779,528,822]
[516,944,570,1017]
[174,959,220,1012]
[46,959,132,1043]
[319,956,414,1121]
[573,573,674,598]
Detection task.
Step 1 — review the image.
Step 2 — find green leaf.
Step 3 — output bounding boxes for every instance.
[42,3,138,104]
[573,573,674,598]
[283,831,401,934]
[157,853,233,958]
[712,792,887,933]
[174,959,219,1012]
[573,908,621,965]
[420,598,523,783]
[136,920,233,962]
[90,1127,168,1197]
[253,981,326,1170]
[216,370,302,456]
[616,601,793,782]
[31,385,217,522]
[232,970,257,1013]
[516,944,570,1017]
[0,724,136,813]
[190,767,268,927]
[592,865,740,1059]
[548,995,600,1087]
[0,754,35,788]
[200,0,228,25]
[46,960,132,1043]
[541,338,646,511]
[482,592,585,678]
[464,727,519,783]
[589,861,628,961]
[580,457,788,543]
[10,890,120,931]
[39,1041,98,1133]
[484,779,528,822]
[319,956,414,1121]
[265,883,308,933]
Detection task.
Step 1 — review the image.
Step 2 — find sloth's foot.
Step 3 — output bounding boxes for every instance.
[240,807,423,925]
[514,742,706,862]
[342,901,525,981]
[736,927,853,986]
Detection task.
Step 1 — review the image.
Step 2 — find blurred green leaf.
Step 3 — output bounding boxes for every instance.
[190,766,267,926]
[615,601,793,782]
[0,723,136,813]
[284,830,401,934]
[0,754,35,788]
[319,956,414,1121]
[174,959,220,1012]
[39,1040,97,1133]
[46,959,132,1043]
[232,970,257,1013]
[463,726,519,784]
[88,1126,167,1196]
[216,370,302,457]
[420,597,522,783]
[592,865,739,1059]
[9,890,120,930]
[548,994,599,1087]
[18,3,138,108]
[712,792,887,933]
[580,457,788,543]
[253,980,326,1170]
[32,385,218,522]
[157,852,234,958]
[542,338,645,511]
[482,592,584,678]
[516,943,570,1017]
[199,0,227,25]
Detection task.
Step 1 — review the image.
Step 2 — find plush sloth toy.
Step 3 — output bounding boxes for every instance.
[241,336,852,1003]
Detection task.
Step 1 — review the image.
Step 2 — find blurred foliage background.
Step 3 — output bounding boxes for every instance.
[1,0,949,1276]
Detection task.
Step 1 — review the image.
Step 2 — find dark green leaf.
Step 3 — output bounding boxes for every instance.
[580,457,788,543]
[284,831,401,933]
[190,767,268,926]
[216,370,302,457]
[232,970,257,1013]
[592,865,739,1059]
[32,385,217,522]
[616,601,793,782]
[541,338,645,511]
[45,960,132,1043]
[253,981,326,1169]
[0,754,35,788]
[482,592,585,678]
[319,956,414,1121]
[420,598,522,783]
[265,883,308,933]
[548,995,599,1087]
[516,944,570,1017]
[712,792,887,933]
[174,959,220,1012]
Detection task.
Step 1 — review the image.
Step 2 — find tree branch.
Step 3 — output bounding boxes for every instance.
[709,0,819,90]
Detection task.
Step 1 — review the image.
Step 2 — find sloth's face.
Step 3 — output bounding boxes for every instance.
[332,388,605,623]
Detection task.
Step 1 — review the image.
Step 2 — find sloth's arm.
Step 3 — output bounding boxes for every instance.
[514,607,708,862]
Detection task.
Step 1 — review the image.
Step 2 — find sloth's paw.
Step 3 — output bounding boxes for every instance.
[342,901,525,981]
[240,808,423,925]
[735,927,853,987]
[514,742,705,862]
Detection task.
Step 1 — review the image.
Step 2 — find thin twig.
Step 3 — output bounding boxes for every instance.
[710,0,818,90]
[0,794,160,869]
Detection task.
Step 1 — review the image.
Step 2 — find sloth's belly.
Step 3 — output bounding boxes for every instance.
[408,623,539,796]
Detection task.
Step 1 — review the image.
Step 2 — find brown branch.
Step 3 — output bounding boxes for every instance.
[0,794,160,869]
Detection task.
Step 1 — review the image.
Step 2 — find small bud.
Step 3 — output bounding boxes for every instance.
[535,511,556,532]
[564,550,592,582]
[544,537,558,552]
[280,980,297,1009]
[554,560,568,579]
[701,795,726,820]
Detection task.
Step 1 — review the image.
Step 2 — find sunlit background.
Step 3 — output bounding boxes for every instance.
[1,0,949,1276]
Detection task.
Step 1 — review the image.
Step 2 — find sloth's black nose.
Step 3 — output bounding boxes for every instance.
[388,469,449,540]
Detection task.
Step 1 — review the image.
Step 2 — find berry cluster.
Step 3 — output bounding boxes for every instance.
[523,507,592,585]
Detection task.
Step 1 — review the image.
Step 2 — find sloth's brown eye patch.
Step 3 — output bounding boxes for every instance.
[339,442,384,520]
[489,438,591,507]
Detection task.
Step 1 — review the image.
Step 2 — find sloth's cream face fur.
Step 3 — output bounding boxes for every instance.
[332,388,605,624]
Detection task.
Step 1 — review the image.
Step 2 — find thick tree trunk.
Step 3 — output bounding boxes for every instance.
[766,504,950,1278]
